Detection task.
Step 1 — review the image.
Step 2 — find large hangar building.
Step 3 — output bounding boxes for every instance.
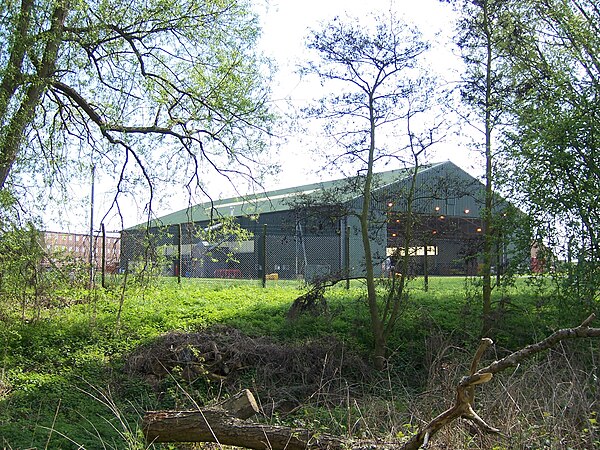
[121,161,505,279]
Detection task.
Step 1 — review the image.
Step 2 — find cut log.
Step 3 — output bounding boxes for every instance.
[143,410,347,449]
[143,389,397,449]
[217,388,259,420]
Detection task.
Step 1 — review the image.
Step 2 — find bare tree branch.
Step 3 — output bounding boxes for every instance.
[147,315,600,450]
[402,313,600,450]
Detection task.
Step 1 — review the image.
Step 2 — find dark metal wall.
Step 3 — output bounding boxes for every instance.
[119,164,508,279]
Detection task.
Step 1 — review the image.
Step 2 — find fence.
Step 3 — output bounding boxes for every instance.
[40,227,121,288]
[117,222,494,286]
[118,224,350,286]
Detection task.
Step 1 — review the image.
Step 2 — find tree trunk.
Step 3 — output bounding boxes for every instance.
[143,389,346,449]
[481,0,495,337]
[362,94,387,370]
[0,2,69,190]
[143,410,349,449]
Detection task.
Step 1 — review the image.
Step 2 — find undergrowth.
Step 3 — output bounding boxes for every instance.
[0,276,598,449]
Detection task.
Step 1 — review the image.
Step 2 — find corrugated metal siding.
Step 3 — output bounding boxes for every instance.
[129,164,434,230]
[121,161,503,278]
[370,162,484,218]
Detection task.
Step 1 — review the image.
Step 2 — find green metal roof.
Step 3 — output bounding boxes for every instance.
[136,162,449,229]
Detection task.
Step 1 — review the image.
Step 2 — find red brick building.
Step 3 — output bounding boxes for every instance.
[41,231,121,273]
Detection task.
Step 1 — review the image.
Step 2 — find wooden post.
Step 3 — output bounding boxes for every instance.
[423,242,429,292]
[261,224,267,288]
[101,224,106,288]
[177,224,182,284]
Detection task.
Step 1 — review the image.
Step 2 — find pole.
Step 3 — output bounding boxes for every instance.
[345,225,350,290]
[295,222,299,277]
[89,163,95,289]
[178,223,182,284]
[261,224,267,288]
[101,223,106,288]
[423,241,429,292]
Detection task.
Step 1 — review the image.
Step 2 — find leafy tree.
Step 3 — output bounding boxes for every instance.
[501,0,600,308]
[0,0,273,221]
[301,12,449,368]
[448,0,521,335]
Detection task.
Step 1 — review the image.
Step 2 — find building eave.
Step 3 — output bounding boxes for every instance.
[127,162,449,230]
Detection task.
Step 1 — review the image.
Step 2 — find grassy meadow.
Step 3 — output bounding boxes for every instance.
[0,275,598,449]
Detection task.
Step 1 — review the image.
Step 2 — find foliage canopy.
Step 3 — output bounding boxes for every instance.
[0,0,273,222]
[501,0,600,305]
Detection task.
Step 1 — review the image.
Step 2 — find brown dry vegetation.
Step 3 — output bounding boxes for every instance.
[410,335,599,449]
[125,326,372,415]
[127,326,599,449]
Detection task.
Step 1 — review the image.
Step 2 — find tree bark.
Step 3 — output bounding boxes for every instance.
[481,0,495,338]
[363,93,386,371]
[0,2,69,190]
[143,389,393,449]
[144,410,349,449]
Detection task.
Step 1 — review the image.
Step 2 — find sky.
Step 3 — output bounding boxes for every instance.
[254,0,480,191]
[50,0,483,233]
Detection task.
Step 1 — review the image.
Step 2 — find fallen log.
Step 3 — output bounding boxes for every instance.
[144,389,262,444]
[143,314,600,450]
[144,410,348,449]
[143,389,395,449]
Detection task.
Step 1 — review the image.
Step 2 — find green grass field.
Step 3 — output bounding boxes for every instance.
[0,276,597,449]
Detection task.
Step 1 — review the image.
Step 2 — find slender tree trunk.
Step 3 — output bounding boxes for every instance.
[481,0,495,337]
[362,94,386,370]
[383,160,419,337]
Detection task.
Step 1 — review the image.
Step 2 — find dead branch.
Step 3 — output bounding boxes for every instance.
[401,313,600,450]
[470,313,600,379]
[143,314,600,450]
[287,287,326,321]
